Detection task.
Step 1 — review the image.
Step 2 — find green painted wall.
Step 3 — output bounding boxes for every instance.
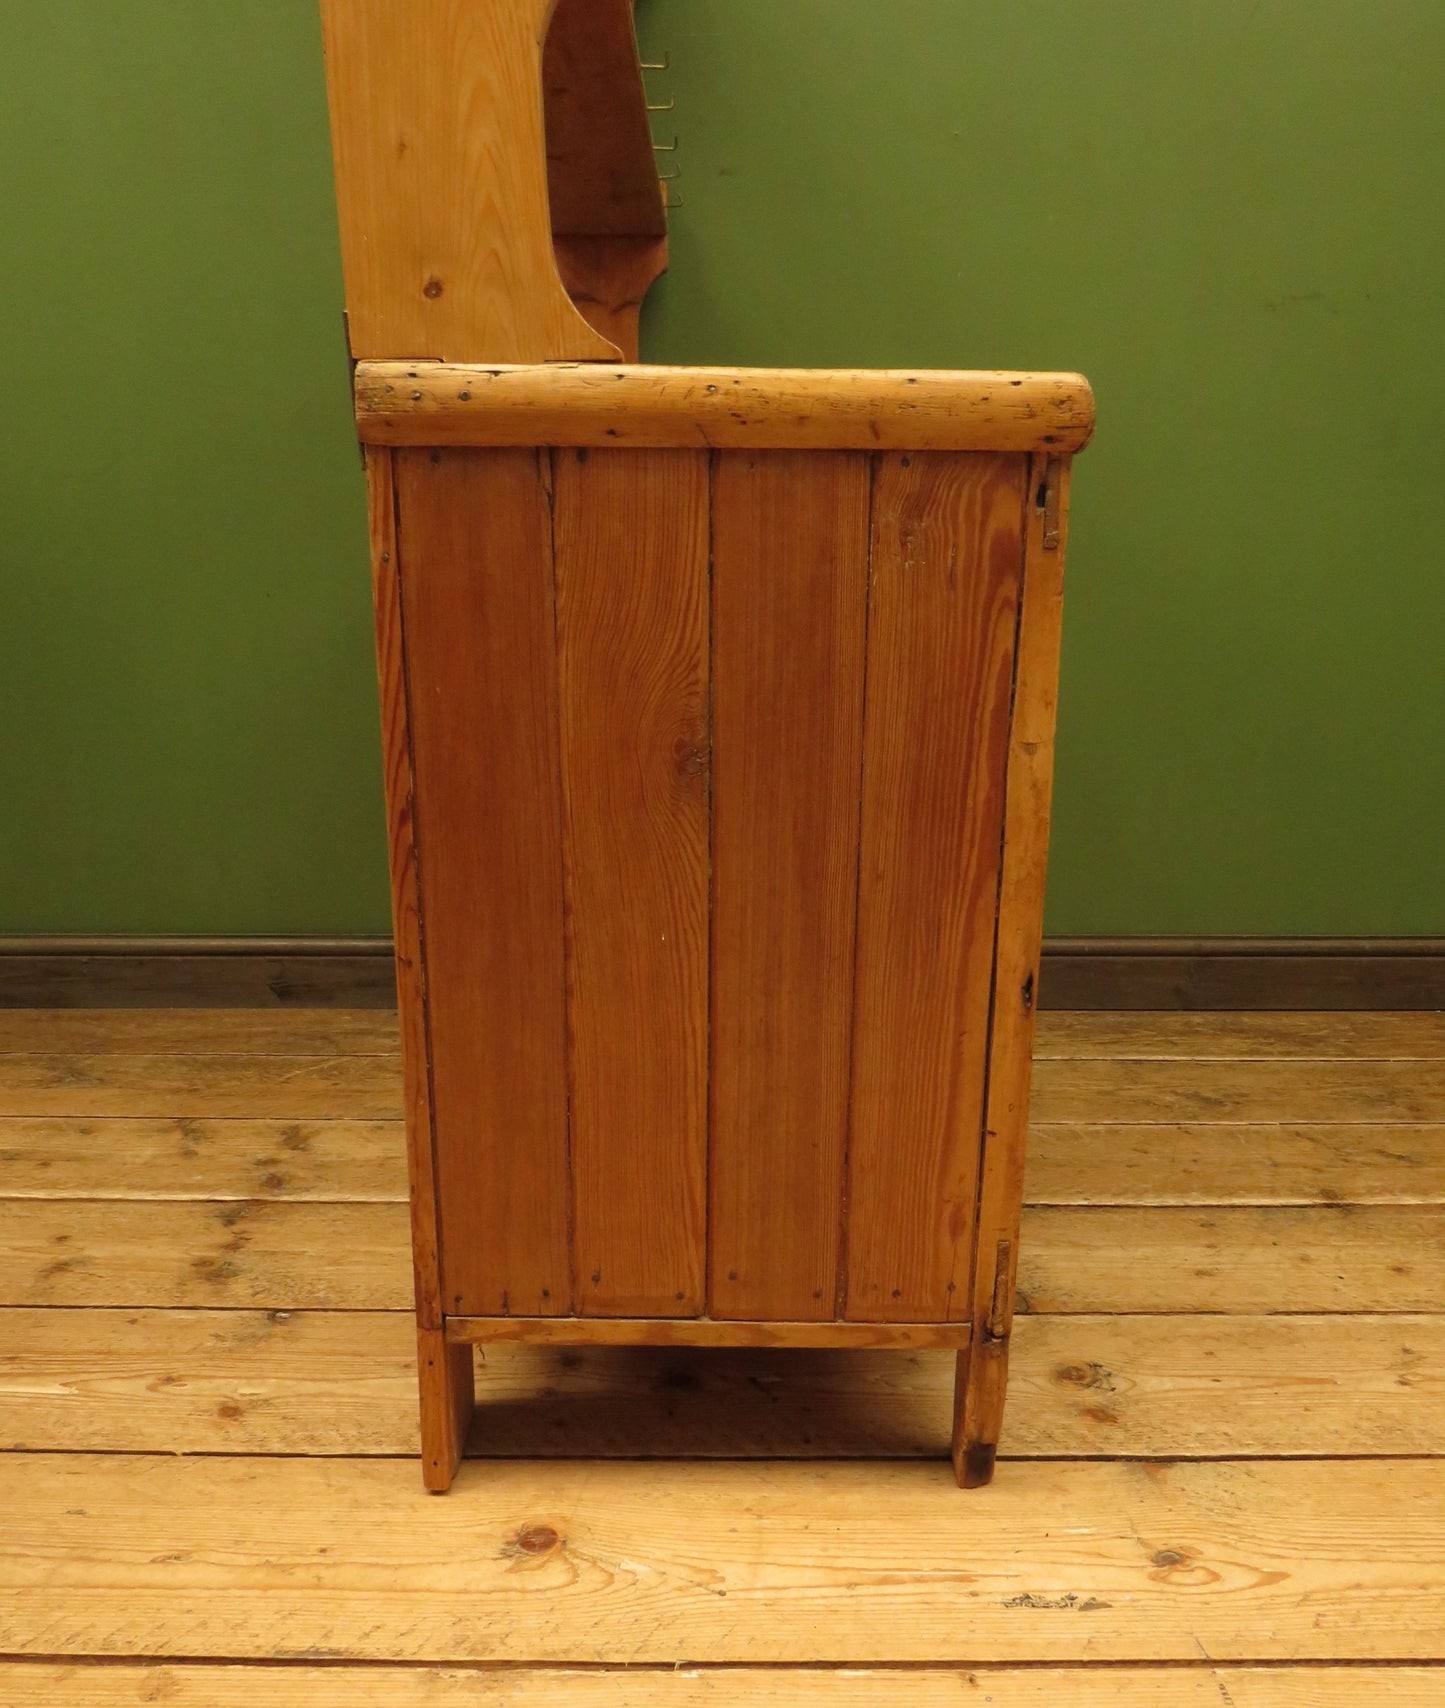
[2,1,1442,936]
[1,3,379,934]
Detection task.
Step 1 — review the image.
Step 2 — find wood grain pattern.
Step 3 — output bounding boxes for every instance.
[5,1309,1442,1459]
[3,1666,1440,1706]
[1030,1058,1445,1123]
[11,1048,1434,1128]
[1020,1204,1445,1313]
[1027,1122,1445,1205]
[7,1200,1440,1315]
[7,1112,1440,1209]
[0,1117,407,1201]
[355,362,1097,452]
[0,1200,411,1309]
[8,1114,1437,1207]
[846,452,1028,1321]
[0,1308,424,1456]
[1035,1010,1445,1060]
[0,1054,401,1118]
[6,1454,1445,1661]
[0,1009,400,1056]
[709,451,871,1318]
[318,0,616,360]
[396,448,570,1317]
[1004,1312,1445,1457]
[553,449,710,1315]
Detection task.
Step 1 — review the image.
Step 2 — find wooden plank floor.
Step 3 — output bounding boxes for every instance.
[0,1010,1442,1701]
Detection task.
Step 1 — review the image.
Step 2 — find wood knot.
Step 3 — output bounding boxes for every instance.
[1079,1404,1119,1426]
[513,1524,560,1556]
[674,738,709,779]
[423,276,444,299]
[1054,1361,1115,1391]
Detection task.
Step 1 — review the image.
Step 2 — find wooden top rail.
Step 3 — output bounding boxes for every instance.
[354,362,1095,453]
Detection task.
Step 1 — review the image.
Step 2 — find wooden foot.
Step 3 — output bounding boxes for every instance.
[417,1325,474,1492]
[951,1335,1009,1488]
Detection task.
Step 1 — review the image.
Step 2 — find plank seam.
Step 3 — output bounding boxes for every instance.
[3,1656,1438,1672]
[546,445,579,1320]
[5,1449,1440,1465]
[704,448,717,1316]
[833,453,878,1320]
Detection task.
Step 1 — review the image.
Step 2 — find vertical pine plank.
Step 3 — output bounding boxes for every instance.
[395,447,570,1317]
[710,450,871,1320]
[845,451,1028,1321]
[364,447,443,1332]
[958,455,1074,1476]
[553,448,711,1315]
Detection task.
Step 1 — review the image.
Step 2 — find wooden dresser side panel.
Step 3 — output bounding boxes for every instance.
[708,450,872,1320]
[395,447,571,1317]
[844,451,1029,1322]
[552,447,711,1315]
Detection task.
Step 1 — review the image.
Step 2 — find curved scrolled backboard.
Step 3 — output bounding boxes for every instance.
[319,0,667,362]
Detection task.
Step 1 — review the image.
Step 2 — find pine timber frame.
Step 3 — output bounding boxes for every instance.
[321,0,1093,1491]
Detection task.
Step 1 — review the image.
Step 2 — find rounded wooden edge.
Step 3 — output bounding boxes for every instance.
[354,361,1095,453]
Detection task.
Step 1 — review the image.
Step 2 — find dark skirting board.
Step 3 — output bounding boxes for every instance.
[0,936,1441,1009]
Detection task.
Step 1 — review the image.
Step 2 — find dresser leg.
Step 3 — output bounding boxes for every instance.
[951,1333,1009,1488]
[417,1325,474,1491]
